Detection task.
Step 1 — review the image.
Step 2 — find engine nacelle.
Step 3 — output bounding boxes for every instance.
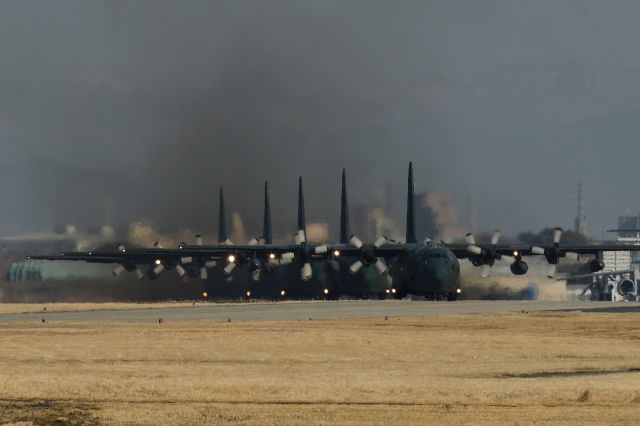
[617,278,636,296]
[248,258,261,273]
[589,259,605,272]
[470,257,484,267]
[510,260,528,275]
[123,261,138,272]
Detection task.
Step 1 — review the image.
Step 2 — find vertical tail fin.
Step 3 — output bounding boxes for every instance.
[406,162,417,243]
[218,186,227,244]
[340,169,350,244]
[297,176,306,239]
[263,181,272,244]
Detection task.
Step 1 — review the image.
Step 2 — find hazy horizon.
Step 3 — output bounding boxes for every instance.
[2,1,640,241]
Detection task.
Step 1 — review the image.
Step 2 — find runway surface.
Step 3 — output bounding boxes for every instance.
[0,300,638,322]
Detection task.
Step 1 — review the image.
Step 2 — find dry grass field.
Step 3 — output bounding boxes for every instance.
[0,310,639,425]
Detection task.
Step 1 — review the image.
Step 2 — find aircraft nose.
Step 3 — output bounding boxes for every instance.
[429,264,455,291]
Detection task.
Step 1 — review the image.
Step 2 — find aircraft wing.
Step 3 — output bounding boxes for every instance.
[452,244,640,258]
[28,248,210,264]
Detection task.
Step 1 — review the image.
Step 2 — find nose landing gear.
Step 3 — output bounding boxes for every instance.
[447,288,462,301]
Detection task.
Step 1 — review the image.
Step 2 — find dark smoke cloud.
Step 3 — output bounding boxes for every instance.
[2,1,640,240]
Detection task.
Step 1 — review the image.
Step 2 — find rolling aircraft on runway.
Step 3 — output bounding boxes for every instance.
[28,163,640,300]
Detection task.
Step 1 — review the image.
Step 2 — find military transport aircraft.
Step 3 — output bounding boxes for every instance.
[28,163,640,300]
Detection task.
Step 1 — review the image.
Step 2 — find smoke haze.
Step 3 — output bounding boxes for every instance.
[2,1,640,239]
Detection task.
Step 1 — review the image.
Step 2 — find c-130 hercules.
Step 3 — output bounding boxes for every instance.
[28,163,640,300]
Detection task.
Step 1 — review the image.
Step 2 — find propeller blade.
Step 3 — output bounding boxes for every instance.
[374,258,388,274]
[374,236,387,248]
[195,235,203,246]
[349,260,363,275]
[480,264,491,278]
[547,264,557,278]
[280,252,295,264]
[467,245,483,255]
[491,230,501,245]
[531,246,545,255]
[175,265,186,277]
[200,267,208,280]
[180,256,193,265]
[252,269,261,281]
[465,233,476,245]
[349,235,364,249]
[248,237,259,246]
[553,228,562,244]
[112,265,125,276]
[205,260,217,268]
[153,264,165,275]
[500,255,515,264]
[135,268,144,280]
[301,262,312,281]
[564,252,579,261]
[314,244,329,254]
[224,262,236,276]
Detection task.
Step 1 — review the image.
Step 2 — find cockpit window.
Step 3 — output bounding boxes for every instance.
[426,252,447,260]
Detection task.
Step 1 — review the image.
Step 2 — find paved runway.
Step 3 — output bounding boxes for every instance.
[0,300,638,322]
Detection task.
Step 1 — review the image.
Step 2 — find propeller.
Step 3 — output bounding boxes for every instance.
[347,235,388,275]
[314,244,345,273]
[289,224,314,281]
[180,236,219,279]
[531,227,580,278]
[112,259,144,280]
[465,230,514,278]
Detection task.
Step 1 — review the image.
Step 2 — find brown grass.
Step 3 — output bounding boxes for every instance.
[1,311,640,424]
